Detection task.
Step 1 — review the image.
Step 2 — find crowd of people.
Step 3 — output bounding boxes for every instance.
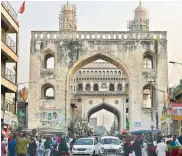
[1,132,75,156]
[122,134,182,156]
[2,131,182,156]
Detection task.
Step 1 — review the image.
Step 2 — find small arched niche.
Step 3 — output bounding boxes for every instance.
[41,83,55,99]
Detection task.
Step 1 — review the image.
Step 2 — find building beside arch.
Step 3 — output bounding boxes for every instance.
[28,2,168,133]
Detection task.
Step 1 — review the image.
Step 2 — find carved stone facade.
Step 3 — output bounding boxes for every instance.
[28,2,168,132]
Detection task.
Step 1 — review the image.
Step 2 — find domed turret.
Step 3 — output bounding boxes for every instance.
[135,1,147,14]
[127,1,149,32]
[59,1,77,32]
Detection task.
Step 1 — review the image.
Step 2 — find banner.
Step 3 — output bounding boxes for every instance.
[40,109,64,129]
[172,103,182,116]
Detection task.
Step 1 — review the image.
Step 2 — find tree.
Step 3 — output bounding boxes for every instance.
[110,119,118,134]
[32,129,37,137]
[174,79,182,93]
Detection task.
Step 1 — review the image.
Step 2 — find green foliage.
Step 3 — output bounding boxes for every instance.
[32,129,37,137]
[174,79,182,94]
[16,126,22,132]
[110,120,119,134]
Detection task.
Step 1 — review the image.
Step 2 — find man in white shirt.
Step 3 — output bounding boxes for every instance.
[156,138,168,156]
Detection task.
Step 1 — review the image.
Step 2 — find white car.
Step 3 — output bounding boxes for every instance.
[72,137,100,155]
[99,136,123,156]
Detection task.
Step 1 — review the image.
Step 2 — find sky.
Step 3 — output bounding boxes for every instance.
[9,1,182,88]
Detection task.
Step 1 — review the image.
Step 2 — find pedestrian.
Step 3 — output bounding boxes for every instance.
[124,137,132,156]
[147,137,157,156]
[131,136,142,156]
[58,138,69,156]
[142,139,148,156]
[1,135,7,156]
[28,138,37,156]
[38,139,44,156]
[44,137,52,156]
[156,138,168,156]
[15,133,31,156]
[8,133,17,156]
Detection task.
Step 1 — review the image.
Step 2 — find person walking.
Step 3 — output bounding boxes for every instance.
[15,133,31,156]
[8,134,17,156]
[38,139,44,156]
[58,138,69,156]
[1,135,7,156]
[131,137,142,156]
[44,137,52,156]
[124,137,132,156]
[28,138,37,156]
[156,138,168,156]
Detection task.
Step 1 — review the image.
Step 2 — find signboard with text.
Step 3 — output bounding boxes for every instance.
[172,103,182,116]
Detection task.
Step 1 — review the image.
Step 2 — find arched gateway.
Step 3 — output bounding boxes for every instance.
[28,2,168,133]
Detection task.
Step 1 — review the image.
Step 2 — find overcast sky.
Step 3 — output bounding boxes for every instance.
[10,1,182,88]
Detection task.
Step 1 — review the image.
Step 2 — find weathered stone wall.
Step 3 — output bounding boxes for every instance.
[29,31,168,131]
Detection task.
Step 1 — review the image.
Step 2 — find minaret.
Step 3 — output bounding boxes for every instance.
[128,1,149,32]
[59,1,77,32]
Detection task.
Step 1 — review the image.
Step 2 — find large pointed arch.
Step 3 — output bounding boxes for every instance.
[87,102,121,131]
[65,52,132,130]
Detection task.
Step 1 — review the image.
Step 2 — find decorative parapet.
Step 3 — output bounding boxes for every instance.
[31,31,167,41]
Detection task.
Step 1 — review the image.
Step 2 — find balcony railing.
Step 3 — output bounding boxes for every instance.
[1,64,16,84]
[1,99,16,114]
[1,29,17,54]
[75,91,124,96]
[1,1,18,22]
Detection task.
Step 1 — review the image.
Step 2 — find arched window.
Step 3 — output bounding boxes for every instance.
[107,71,109,75]
[109,83,115,91]
[143,56,153,69]
[78,83,83,91]
[143,88,152,108]
[118,71,121,75]
[143,85,155,108]
[114,71,117,75]
[86,83,91,91]
[93,84,99,91]
[103,71,105,75]
[44,53,54,69]
[41,83,55,99]
[79,71,81,75]
[117,84,122,91]
[110,71,113,75]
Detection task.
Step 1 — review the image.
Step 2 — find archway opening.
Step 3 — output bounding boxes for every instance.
[44,53,54,69]
[41,83,55,99]
[68,53,131,131]
[109,83,115,91]
[88,102,121,133]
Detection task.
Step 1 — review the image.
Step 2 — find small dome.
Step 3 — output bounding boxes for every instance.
[135,2,147,14]
[64,2,73,11]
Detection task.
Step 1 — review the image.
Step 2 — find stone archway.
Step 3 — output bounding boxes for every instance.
[87,102,121,131]
[65,52,132,130]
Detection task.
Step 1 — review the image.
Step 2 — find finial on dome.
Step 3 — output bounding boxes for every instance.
[67,1,68,5]
[139,1,141,6]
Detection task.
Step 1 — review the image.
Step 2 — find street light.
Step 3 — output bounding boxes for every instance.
[169,61,182,66]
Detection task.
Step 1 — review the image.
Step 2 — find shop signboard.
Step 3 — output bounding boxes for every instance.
[172,103,182,120]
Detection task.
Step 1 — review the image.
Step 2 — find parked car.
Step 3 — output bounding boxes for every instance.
[99,136,124,156]
[72,137,100,155]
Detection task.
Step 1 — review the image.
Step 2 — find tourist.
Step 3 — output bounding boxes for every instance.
[38,139,44,156]
[8,134,17,156]
[170,136,181,147]
[156,138,168,156]
[124,137,132,156]
[28,138,37,156]
[131,136,142,156]
[44,137,52,156]
[142,139,148,156]
[15,133,31,156]
[58,138,69,156]
[1,135,7,156]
